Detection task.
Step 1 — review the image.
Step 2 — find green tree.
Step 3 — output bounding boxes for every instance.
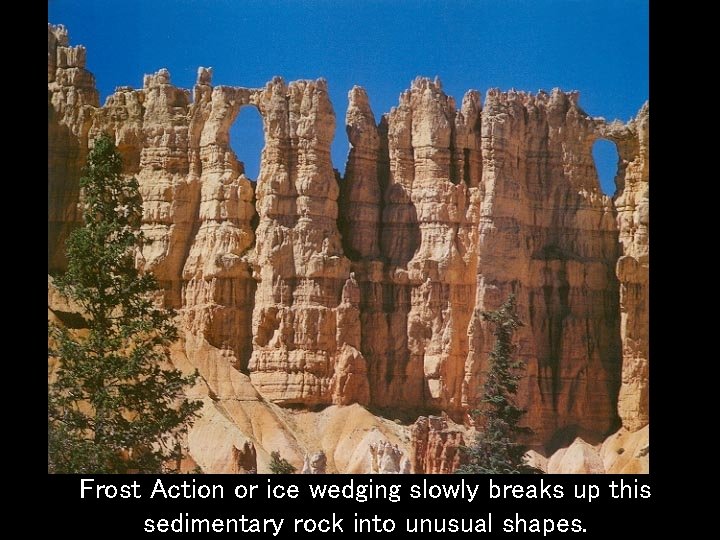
[456,293,540,474]
[48,135,201,473]
[268,451,296,474]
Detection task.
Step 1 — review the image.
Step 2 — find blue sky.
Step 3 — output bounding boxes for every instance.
[49,0,648,194]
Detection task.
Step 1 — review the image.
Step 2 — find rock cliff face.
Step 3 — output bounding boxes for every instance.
[341,81,483,419]
[48,24,648,472]
[601,109,649,432]
[48,24,98,271]
[247,77,369,407]
[410,415,466,474]
[470,87,625,446]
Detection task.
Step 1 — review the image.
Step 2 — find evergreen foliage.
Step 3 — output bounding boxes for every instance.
[456,293,541,474]
[268,451,296,474]
[48,135,201,473]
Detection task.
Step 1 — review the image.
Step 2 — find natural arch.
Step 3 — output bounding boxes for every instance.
[230,105,264,181]
[592,139,620,196]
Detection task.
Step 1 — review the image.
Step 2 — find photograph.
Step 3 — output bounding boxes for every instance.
[48,0,649,475]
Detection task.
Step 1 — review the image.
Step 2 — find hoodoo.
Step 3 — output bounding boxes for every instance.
[48,23,648,474]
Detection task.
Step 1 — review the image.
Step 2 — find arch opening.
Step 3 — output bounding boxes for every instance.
[592,139,619,196]
[229,105,264,181]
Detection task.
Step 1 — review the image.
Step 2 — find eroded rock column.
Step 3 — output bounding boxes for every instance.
[343,79,482,415]
[181,69,259,396]
[131,69,198,308]
[604,104,649,432]
[249,78,369,406]
[48,24,99,271]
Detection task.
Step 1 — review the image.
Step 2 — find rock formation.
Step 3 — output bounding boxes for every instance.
[47,23,649,472]
[535,426,649,474]
[230,442,258,474]
[302,451,327,474]
[48,24,98,271]
[369,441,408,474]
[601,109,650,432]
[341,80,483,418]
[248,78,369,406]
[410,415,466,474]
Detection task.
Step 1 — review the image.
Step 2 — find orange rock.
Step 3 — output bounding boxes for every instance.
[48,24,648,472]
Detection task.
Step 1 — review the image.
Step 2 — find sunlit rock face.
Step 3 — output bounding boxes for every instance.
[48,24,648,471]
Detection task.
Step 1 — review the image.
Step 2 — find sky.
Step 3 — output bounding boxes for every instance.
[48,0,648,195]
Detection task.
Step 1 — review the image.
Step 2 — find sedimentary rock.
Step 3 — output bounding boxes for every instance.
[47,24,649,471]
[524,450,549,473]
[343,80,632,447]
[231,441,258,474]
[369,441,405,473]
[601,108,650,432]
[342,79,482,416]
[410,415,466,473]
[182,68,258,397]
[547,437,606,474]
[247,77,370,406]
[543,425,648,474]
[48,24,99,271]
[301,451,327,474]
[469,88,627,446]
[599,424,648,473]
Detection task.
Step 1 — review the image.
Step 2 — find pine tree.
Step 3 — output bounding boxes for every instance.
[268,451,296,474]
[456,293,540,474]
[48,135,202,473]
